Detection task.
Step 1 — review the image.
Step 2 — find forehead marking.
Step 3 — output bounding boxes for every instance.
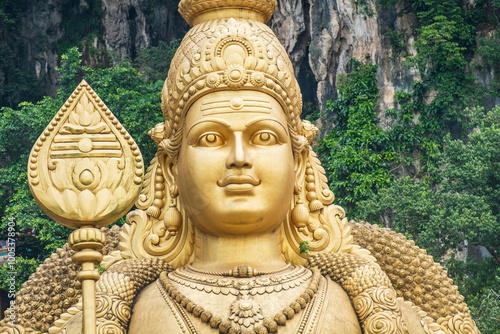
[201,97,272,115]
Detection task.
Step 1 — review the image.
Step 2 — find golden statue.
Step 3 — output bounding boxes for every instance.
[0,0,480,334]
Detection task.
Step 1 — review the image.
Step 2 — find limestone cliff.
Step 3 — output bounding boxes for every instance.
[271,0,422,117]
[1,0,498,113]
[0,0,188,105]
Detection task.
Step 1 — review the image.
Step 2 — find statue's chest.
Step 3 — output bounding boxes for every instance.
[129,268,361,334]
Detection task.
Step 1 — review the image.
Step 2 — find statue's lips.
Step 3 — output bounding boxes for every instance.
[217,175,261,192]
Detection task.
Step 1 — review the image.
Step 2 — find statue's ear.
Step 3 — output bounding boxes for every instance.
[294,147,308,194]
[161,154,178,197]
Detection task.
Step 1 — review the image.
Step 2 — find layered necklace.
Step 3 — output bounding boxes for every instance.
[158,264,322,334]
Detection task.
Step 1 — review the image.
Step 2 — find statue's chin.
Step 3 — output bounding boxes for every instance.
[188,212,285,237]
[181,189,291,236]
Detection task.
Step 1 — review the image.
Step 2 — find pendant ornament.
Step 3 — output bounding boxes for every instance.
[159,268,322,334]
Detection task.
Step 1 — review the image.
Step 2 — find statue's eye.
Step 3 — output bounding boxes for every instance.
[251,131,278,146]
[196,133,224,147]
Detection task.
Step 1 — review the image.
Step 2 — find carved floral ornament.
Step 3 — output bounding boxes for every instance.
[27,80,144,229]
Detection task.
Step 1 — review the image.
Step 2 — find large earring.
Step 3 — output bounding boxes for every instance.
[163,191,182,236]
[305,160,324,212]
[146,165,165,218]
[291,192,309,233]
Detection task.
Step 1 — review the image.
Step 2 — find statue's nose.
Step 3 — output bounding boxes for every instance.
[226,132,252,169]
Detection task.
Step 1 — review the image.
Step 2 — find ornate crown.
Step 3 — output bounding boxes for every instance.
[161,0,302,139]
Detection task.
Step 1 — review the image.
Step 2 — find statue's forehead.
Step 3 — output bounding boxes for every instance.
[201,96,272,115]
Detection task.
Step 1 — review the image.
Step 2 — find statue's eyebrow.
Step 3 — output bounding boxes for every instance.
[245,117,288,133]
[186,118,231,138]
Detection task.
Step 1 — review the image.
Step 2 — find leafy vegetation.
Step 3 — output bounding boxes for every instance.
[58,0,104,56]
[478,29,500,97]
[318,60,395,214]
[0,0,45,108]
[358,106,500,263]
[318,60,500,332]
[134,39,181,82]
[394,0,483,159]
[353,0,376,17]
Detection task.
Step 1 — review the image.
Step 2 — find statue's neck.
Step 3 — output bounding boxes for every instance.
[190,226,287,272]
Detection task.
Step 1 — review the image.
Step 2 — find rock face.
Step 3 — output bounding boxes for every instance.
[101,0,150,60]
[1,0,188,102]
[270,0,419,118]
[16,0,65,97]
[2,0,498,113]
[101,0,187,60]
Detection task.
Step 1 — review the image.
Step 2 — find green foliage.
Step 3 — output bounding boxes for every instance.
[0,0,26,28]
[85,64,165,164]
[318,60,395,214]
[58,0,104,56]
[302,102,321,122]
[0,257,39,293]
[0,95,68,260]
[57,47,89,98]
[134,39,181,82]
[447,258,500,300]
[353,0,375,17]
[378,0,485,179]
[318,39,499,326]
[436,107,500,260]
[0,0,45,107]
[299,241,310,256]
[356,107,500,332]
[413,15,468,74]
[359,107,500,259]
[470,289,500,334]
[357,177,435,236]
[376,0,397,8]
[478,30,500,97]
[447,259,500,334]
[96,264,107,275]
[385,30,407,59]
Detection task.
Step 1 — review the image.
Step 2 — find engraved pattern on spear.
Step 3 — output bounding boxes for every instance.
[28,80,143,228]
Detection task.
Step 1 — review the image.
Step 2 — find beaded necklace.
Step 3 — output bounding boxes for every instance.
[159,267,322,334]
[169,265,311,297]
[187,264,292,278]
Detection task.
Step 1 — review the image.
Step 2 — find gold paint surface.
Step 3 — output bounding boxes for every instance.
[178,0,277,25]
[201,97,272,115]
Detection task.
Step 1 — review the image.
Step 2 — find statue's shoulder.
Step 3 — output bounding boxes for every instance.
[60,281,173,334]
[128,281,186,334]
[320,276,362,334]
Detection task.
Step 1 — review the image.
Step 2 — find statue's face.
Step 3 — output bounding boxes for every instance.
[176,90,296,236]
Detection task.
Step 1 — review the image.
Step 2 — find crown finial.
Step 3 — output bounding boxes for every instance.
[178,0,277,26]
